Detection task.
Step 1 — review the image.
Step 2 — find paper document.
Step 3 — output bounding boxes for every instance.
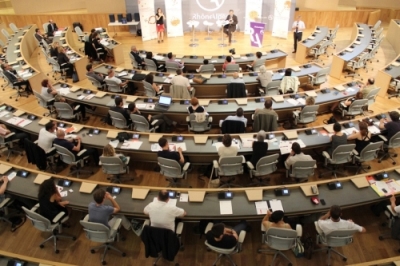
[145,104,155,110]
[151,143,162,152]
[179,193,189,202]
[368,126,381,134]
[287,99,299,106]
[0,111,8,118]
[109,140,119,148]
[7,117,24,125]
[153,55,164,60]
[279,139,306,154]
[121,140,143,150]
[342,127,358,135]
[77,95,85,100]
[241,138,255,148]
[219,201,233,215]
[255,201,268,215]
[153,197,177,206]
[135,103,147,109]
[85,94,95,100]
[117,71,128,77]
[18,119,32,127]
[269,199,284,212]
[57,88,70,95]
[60,191,68,197]
[8,172,16,181]
[171,143,187,151]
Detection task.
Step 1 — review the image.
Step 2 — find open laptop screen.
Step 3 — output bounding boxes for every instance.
[158,96,172,106]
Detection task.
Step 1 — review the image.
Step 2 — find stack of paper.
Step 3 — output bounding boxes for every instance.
[368,126,381,134]
[342,127,358,135]
[269,199,284,211]
[255,201,269,215]
[121,140,143,150]
[109,139,119,148]
[219,201,233,215]
[57,87,70,95]
[179,193,189,202]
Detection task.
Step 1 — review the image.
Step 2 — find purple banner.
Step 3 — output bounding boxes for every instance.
[250,21,266,47]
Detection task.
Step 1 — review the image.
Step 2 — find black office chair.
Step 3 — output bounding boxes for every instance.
[221,120,245,134]
[226,83,247,98]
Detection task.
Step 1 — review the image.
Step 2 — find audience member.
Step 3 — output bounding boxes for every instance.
[47,19,58,37]
[188,97,205,114]
[157,137,185,166]
[318,205,366,235]
[218,134,239,159]
[379,111,400,142]
[146,51,165,72]
[144,73,163,96]
[347,121,371,154]
[197,59,211,72]
[230,72,244,84]
[86,64,105,86]
[257,65,273,89]
[143,190,186,232]
[221,107,247,127]
[253,99,279,131]
[49,42,59,58]
[53,129,99,165]
[88,188,132,231]
[1,63,33,93]
[102,144,128,164]
[222,56,236,72]
[108,97,131,126]
[279,68,299,94]
[327,122,347,156]
[34,28,50,44]
[57,47,74,78]
[171,69,193,94]
[262,210,291,231]
[167,52,184,69]
[38,121,57,152]
[331,91,363,112]
[130,46,145,69]
[285,142,314,169]
[360,78,377,99]
[0,123,28,147]
[248,51,263,71]
[128,102,176,133]
[206,221,247,249]
[250,130,269,168]
[105,69,129,91]
[38,179,69,223]
[89,31,106,62]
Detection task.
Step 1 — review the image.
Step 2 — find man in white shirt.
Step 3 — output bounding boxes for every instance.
[171,69,194,95]
[292,16,305,53]
[318,205,366,236]
[105,69,129,89]
[221,108,247,127]
[143,190,186,232]
[38,121,57,152]
[285,142,314,169]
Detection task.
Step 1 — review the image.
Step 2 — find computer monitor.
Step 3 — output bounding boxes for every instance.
[158,96,172,107]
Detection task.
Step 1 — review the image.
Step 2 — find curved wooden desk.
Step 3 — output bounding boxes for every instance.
[0,250,75,266]
[376,54,400,98]
[295,26,329,64]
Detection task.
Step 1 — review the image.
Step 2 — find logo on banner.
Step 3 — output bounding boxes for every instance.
[196,0,225,12]
[250,22,266,48]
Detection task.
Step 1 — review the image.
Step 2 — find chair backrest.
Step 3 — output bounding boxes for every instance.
[53,144,77,164]
[253,59,266,72]
[75,26,84,36]
[316,41,330,55]
[87,75,103,89]
[158,157,183,178]
[265,228,297,250]
[366,87,380,106]
[265,80,281,95]
[43,23,50,33]
[254,154,279,176]
[130,114,152,132]
[347,99,368,115]
[54,102,75,119]
[358,141,383,162]
[291,160,316,178]
[226,83,247,98]
[142,80,156,97]
[100,156,127,175]
[9,23,18,33]
[225,64,240,73]
[108,110,128,129]
[188,113,211,132]
[218,156,243,176]
[199,64,215,73]
[105,79,122,93]
[313,67,330,85]
[22,206,52,232]
[298,105,319,124]
[253,113,278,132]
[170,85,191,99]
[389,131,400,149]
[129,53,139,69]
[1,29,10,40]
[324,229,358,247]
[33,91,48,108]
[80,218,112,243]
[144,58,157,71]
[165,61,179,74]
[331,144,356,164]
[221,120,245,134]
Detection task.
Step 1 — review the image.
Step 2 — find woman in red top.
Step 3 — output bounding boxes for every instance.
[156,8,165,43]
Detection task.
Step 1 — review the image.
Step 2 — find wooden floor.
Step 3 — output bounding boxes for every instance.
[0,25,400,265]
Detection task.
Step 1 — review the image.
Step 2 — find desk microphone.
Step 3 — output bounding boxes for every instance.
[271,43,279,53]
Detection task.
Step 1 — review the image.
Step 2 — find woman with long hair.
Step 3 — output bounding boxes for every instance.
[144,73,163,96]
[155,8,165,43]
[38,179,69,223]
[347,121,371,154]
[102,144,129,163]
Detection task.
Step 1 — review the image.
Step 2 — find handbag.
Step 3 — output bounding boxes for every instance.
[193,76,207,84]
[292,238,304,257]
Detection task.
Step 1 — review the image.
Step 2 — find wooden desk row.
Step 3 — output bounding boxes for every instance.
[376,54,400,98]
[295,26,330,64]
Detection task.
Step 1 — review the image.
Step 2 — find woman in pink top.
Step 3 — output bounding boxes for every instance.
[222,56,236,71]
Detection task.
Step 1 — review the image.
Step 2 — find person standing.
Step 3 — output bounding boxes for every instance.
[292,16,305,53]
[224,10,238,45]
[156,8,165,43]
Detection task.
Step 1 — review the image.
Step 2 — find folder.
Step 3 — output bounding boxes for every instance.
[95,91,107,98]
[132,188,150,199]
[324,124,335,133]
[149,134,163,142]
[300,185,319,196]
[70,86,80,92]
[0,164,12,174]
[34,174,52,184]
[106,130,119,139]
[334,85,346,91]
[204,55,212,60]
[351,177,370,188]
[115,67,124,72]
[13,110,25,117]
[198,99,210,106]
[245,189,263,201]
[126,96,138,102]
[272,95,284,103]
[305,91,317,97]
[194,135,208,144]
[235,98,247,105]
[79,182,97,193]
[39,117,50,125]
[283,130,298,140]
[188,191,206,202]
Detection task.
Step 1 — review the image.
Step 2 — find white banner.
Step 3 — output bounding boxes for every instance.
[244,0,263,34]
[271,0,291,39]
[165,0,183,37]
[138,0,157,41]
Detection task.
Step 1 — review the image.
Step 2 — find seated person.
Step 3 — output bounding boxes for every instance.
[108,96,131,126]
[86,64,105,86]
[146,51,165,72]
[347,121,371,154]
[128,102,176,133]
[230,72,244,84]
[171,69,193,94]
[57,47,74,78]
[90,32,106,62]
[130,46,145,69]
[157,137,187,167]
[35,28,51,44]
[253,99,279,131]
[360,78,377,99]
[318,205,366,235]
[206,221,247,249]
[38,179,69,223]
[285,142,314,169]
[38,121,57,152]
[1,63,33,93]
[327,122,347,156]
[222,56,236,72]
[105,69,131,92]
[53,129,99,166]
[279,68,299,94]
[247,51,262,71]
[144,73,163,96]
[331,91,363,112]
[167,52,184,69]
[379,111,400,142]
[0,123,29,147]
[50,42,59,58]
[220,107,247,127]
[218,134,239,159]
[250,130,269,168]
[257,65,273,89]
[262,210,291,231]
[188,97,205,114]
[102,144,128,163]
[196,59,211,72]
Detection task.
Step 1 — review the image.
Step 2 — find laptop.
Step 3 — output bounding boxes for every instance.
[155,95,172,111]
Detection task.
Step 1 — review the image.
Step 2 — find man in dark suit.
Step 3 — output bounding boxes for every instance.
[108,96,131,126]
[224,10,238,45]
[1,63,32,94]
[47,19,58,37]
[130,45,145,69]
[34,28,51,45]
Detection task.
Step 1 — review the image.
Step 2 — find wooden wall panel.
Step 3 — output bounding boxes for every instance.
[295,10,371,28]
[10,0,85,14]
